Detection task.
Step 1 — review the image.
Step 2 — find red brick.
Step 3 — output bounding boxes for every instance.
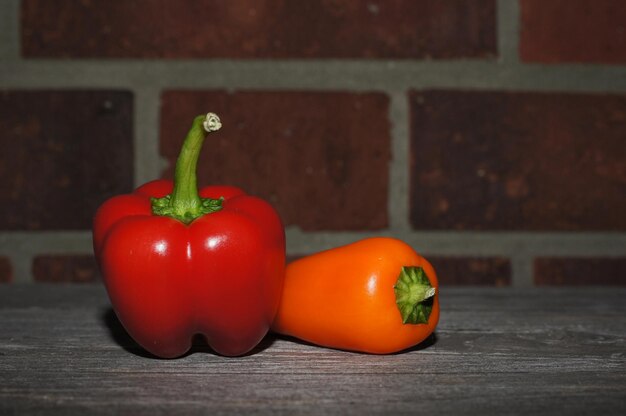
[21,0,496,59]
[426,256,511,286]
[409,90,626,231]
[0,91,133,230]
[534,257,626,286]
[0,257,12,283]
[520,0,626,64]
[33,255,100,283]
[160,90,390,230]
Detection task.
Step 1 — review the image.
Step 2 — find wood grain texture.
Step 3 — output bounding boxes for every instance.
[1,285,624,415]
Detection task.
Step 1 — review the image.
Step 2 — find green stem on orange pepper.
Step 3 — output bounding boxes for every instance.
[394,266,436,324]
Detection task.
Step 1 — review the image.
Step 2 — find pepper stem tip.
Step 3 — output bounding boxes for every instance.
[203,113,222,133]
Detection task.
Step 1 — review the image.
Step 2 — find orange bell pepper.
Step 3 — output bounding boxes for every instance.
[272,237,439,354]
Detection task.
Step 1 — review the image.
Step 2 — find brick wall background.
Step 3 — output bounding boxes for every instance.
[1,0,625,286]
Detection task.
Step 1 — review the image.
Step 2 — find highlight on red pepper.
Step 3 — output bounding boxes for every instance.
[93,113,285,358]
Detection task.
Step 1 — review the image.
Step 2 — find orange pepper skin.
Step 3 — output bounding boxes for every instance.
[272,237,439,354]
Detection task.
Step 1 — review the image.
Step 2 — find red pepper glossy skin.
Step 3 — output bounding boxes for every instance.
[93,179,285,358]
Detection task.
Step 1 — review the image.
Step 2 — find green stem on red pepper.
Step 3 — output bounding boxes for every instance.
[151,113,224,224]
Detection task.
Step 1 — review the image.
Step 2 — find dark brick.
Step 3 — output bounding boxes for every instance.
[0,257,12,283]
[33,255,100,283]
[0,91,133,230]
[160,90,390,230]
[535,257,626,286]
[409,90,626,231]
[22,0,496,59]
[520,0,626,64]
[425,256,511,286]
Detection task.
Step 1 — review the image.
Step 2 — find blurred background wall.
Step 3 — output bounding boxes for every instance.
[0,0,624,286]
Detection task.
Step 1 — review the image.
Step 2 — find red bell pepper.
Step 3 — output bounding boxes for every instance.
[93,113,285,358]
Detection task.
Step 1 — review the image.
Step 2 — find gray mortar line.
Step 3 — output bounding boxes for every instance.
[284,229,626,257]
[497,0,521,65]
[511,254,534,288]
[0,232,93,253]
[1,60,626,92]
[0,0,19,61]
[5,253,33,284]
[0,236,34,284]
[133,87,163,186]
[3,231,625,259]
[388,91,410,231]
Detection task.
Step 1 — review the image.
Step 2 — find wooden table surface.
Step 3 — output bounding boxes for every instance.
[1,285,624,415]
